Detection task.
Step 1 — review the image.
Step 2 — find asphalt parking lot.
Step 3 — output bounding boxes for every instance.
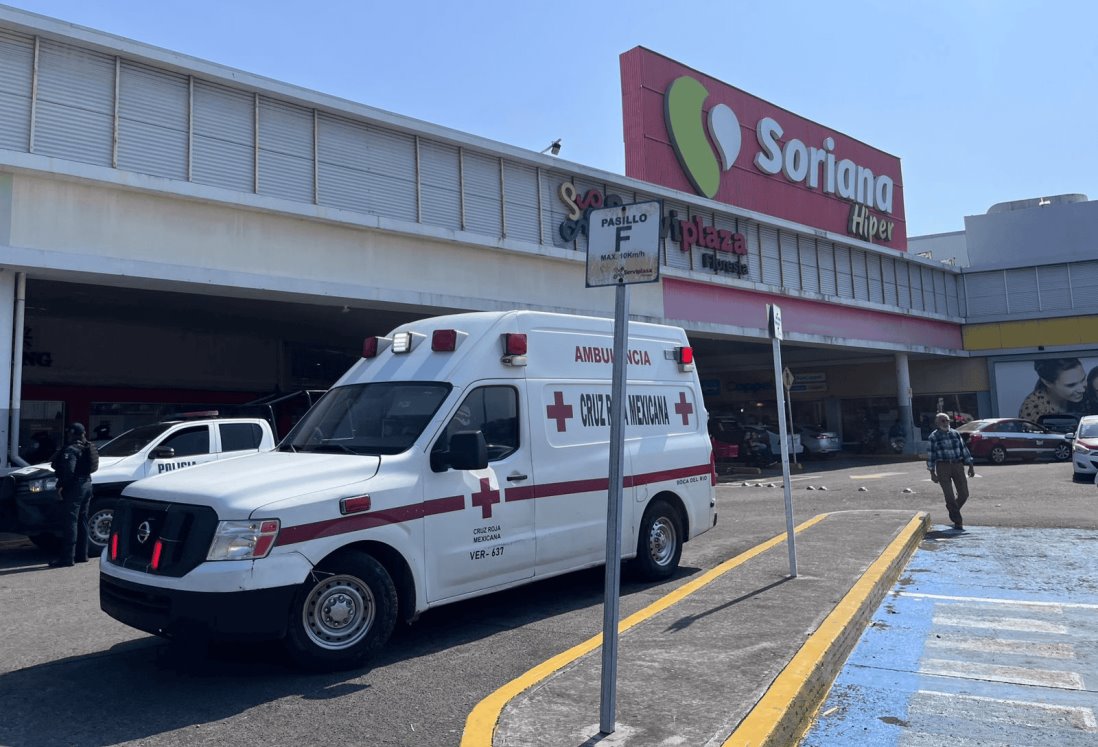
[1,455,1095,746]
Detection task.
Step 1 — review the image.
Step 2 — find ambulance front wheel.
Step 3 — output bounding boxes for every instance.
[285,551,398,671]
[633,498,683,581]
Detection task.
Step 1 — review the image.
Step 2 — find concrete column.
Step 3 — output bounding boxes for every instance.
[895,352,915,454]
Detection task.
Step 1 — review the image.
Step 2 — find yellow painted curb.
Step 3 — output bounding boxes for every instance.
[460,513,832,747]
[723,511,929,747]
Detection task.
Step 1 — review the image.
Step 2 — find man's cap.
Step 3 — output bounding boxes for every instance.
[66,422,86,436]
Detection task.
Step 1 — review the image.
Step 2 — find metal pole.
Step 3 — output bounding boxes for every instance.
[772,337,797,577]
[599,280,629,735]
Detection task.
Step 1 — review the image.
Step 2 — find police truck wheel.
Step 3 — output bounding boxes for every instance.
[632,499,683,581]
[989,445,1007,464]
[86,499,118,552]
[1053,443,1071,462]
[285,552,397,671]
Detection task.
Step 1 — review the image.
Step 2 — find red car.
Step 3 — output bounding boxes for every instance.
[708,419,741,462]
[956,418,1072,465]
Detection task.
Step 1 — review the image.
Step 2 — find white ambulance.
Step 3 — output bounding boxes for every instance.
[100,311,716,669]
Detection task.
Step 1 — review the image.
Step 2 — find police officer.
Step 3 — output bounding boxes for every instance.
[48,422,94,568]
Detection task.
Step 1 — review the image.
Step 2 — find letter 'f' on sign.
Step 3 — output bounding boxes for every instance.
[615,225,632,251]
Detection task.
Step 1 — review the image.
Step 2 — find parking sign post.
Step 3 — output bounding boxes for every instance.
[769,304,798,578]
[586,201,660,735]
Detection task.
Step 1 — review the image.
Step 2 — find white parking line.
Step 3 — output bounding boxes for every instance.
[925,636,1075,659]
[933,613,1068,634]
[849,471,908,479]
[920,658,1084,689]
[913,690,1097,730]
[902,591,1098,610]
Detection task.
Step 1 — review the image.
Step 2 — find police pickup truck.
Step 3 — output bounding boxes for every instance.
[0,416,275,554]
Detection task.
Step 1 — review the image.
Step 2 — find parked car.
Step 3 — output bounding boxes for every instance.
[0,415,276,554]
[956,418,1072,465]
[745,424,803,458]
[798,425,841,457]
[709,417,803,461]
[1070,414,1098,481]
[708,419,741,463]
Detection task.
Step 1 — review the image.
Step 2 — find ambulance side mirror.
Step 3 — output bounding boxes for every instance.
[445,430,488,471]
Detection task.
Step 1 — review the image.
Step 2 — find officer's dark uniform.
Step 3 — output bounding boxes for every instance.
[49,423,94,568]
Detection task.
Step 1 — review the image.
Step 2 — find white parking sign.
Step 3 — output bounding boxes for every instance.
[585,201,661,287]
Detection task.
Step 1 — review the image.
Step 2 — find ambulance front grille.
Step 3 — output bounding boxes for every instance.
[107,497,219,578]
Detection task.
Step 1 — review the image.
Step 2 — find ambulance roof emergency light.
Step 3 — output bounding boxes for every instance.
[432,328,469,352]
[501,333,527,367]
[676,346,695,372]
[362,336,392,358]
[392,331,425,354]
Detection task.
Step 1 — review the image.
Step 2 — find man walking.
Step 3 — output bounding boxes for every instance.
[48,423,95,567]
[926,412,975,531]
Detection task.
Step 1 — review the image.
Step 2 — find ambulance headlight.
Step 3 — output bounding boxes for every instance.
[27,476,58,493]
[207,519,281,561]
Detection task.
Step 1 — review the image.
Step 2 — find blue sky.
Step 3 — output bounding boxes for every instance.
[5,0,1096,237]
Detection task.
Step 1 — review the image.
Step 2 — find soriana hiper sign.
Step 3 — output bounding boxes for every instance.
[620,47,907,249]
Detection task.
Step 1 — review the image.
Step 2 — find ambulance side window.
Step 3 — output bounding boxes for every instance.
[434,386,519,462]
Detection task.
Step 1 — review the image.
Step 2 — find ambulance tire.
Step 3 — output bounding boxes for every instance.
[632,498,683,581]
[285,551,398,671]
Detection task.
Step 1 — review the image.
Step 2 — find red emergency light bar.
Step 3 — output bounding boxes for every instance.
[676,346,695,372]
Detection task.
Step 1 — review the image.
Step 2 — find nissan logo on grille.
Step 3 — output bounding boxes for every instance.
[136,521,152,544]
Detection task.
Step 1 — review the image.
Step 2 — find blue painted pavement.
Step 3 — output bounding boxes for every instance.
[802,525,1098,746]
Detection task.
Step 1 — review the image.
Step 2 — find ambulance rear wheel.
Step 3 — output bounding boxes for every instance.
[285,551,397,671]
[633,498,683,581]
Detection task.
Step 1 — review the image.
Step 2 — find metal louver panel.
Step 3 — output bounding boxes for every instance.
[817,241,836,295]
[0,30,33,152]
[1069,261,1098,309]
[922,268,936,312]
[502,161,539,243]
[851,249,869,300]
[881,257,898,305]
[662,197,690,270]
[945,274,960,316]
[362,127,416,222]
[740,220,762,283]
[1036,265,1072,311]
[909,266,924,311]
[193,80,253,192]
[463,150,501,237]
[798,237,820,294]
[1004,268,1039,313]
[317,114,369,212]
[895,262,911,308]
[117,60,187,179]
[35,40,113,166]
[258,97,313,203]
[779,231,800,291]
[419,138,461,231]
[932,271,948,314]
[834,245,853,297]
[759,226,780,285]
[963,272,1007,317]
[867,254,884,303]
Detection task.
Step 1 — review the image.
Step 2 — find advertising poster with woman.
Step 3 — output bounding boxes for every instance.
[994,356,1098,421]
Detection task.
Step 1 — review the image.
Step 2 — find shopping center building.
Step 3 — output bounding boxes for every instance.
[0,7,1091,465]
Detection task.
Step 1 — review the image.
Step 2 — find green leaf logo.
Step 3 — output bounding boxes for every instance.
[664,77,739,199]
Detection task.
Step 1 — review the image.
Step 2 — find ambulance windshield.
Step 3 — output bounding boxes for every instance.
[281,382,452,455]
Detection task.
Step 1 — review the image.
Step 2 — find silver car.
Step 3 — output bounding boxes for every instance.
[799,425,841,457]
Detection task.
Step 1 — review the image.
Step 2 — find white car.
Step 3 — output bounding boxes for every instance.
[798,425,841,457]
[1071,415,1098,481]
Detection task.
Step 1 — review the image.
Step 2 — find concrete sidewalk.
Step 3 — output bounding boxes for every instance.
[465,509,928,746]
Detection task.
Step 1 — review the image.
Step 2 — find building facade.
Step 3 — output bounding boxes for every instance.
[0,9,989,465]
